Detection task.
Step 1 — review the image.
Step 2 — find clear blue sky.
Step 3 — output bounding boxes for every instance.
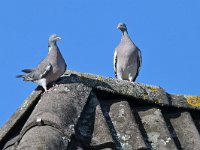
[0,0,200,127]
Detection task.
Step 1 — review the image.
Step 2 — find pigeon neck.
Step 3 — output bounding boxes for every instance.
[48,42,57,48]
[122,30,128,36]
[48,42,58,52]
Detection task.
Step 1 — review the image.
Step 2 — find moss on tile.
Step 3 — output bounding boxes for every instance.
[154,99,161,104]
[147,86,159,93]
[97,76,103,81]
[186,96,200,106]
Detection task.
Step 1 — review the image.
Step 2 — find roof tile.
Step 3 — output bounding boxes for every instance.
[166,111,200,150]
[100,99,147,150]
[137,107,177,150]
[1,70,200,150]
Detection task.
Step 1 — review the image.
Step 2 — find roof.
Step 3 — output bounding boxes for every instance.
[1,70,200,150]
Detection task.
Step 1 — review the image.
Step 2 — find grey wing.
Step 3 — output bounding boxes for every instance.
[29,58,52,80]
[113,50,117,78]
[137,48,142,73]
[132,48,142,81]
[40,64,52,78]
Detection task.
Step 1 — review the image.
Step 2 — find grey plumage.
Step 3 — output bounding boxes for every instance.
[17,34,67,91]
[114,23,142,82]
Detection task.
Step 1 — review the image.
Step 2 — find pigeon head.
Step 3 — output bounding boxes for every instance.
[48,34,61,47]
[49,34,61,42]
[117,23,127,32]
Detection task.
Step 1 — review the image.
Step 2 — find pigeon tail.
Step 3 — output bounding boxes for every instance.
[16,75,24,78]
[16,74,33,81]
[22,69,34,73]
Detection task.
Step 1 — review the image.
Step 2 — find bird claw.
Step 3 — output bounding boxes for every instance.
[44,89,50,93]
[51,83,60,88]
[64,73,71,77]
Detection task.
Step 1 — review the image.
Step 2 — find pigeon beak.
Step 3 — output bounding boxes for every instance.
[117,25,120,29]
[56,37,61,40]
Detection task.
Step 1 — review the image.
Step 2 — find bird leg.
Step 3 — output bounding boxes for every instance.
[129,73,135,82]
[116,72,123,80]
[38,78,48,92]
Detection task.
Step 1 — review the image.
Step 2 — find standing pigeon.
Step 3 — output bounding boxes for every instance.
[17,34,67,92]
[114,23,142,82]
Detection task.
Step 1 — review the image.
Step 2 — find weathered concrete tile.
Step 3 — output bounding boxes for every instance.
[168,111,200,150]
[137,107,177,150]
[101,99,147,150]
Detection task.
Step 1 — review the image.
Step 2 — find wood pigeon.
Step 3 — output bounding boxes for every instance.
[17,34,67,92]
[114,23,142,82]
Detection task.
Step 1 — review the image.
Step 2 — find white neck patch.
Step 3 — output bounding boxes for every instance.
[48,47,53,53]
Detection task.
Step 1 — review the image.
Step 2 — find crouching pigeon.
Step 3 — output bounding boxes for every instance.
[114,23,142,82]
[17,34,67,92]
